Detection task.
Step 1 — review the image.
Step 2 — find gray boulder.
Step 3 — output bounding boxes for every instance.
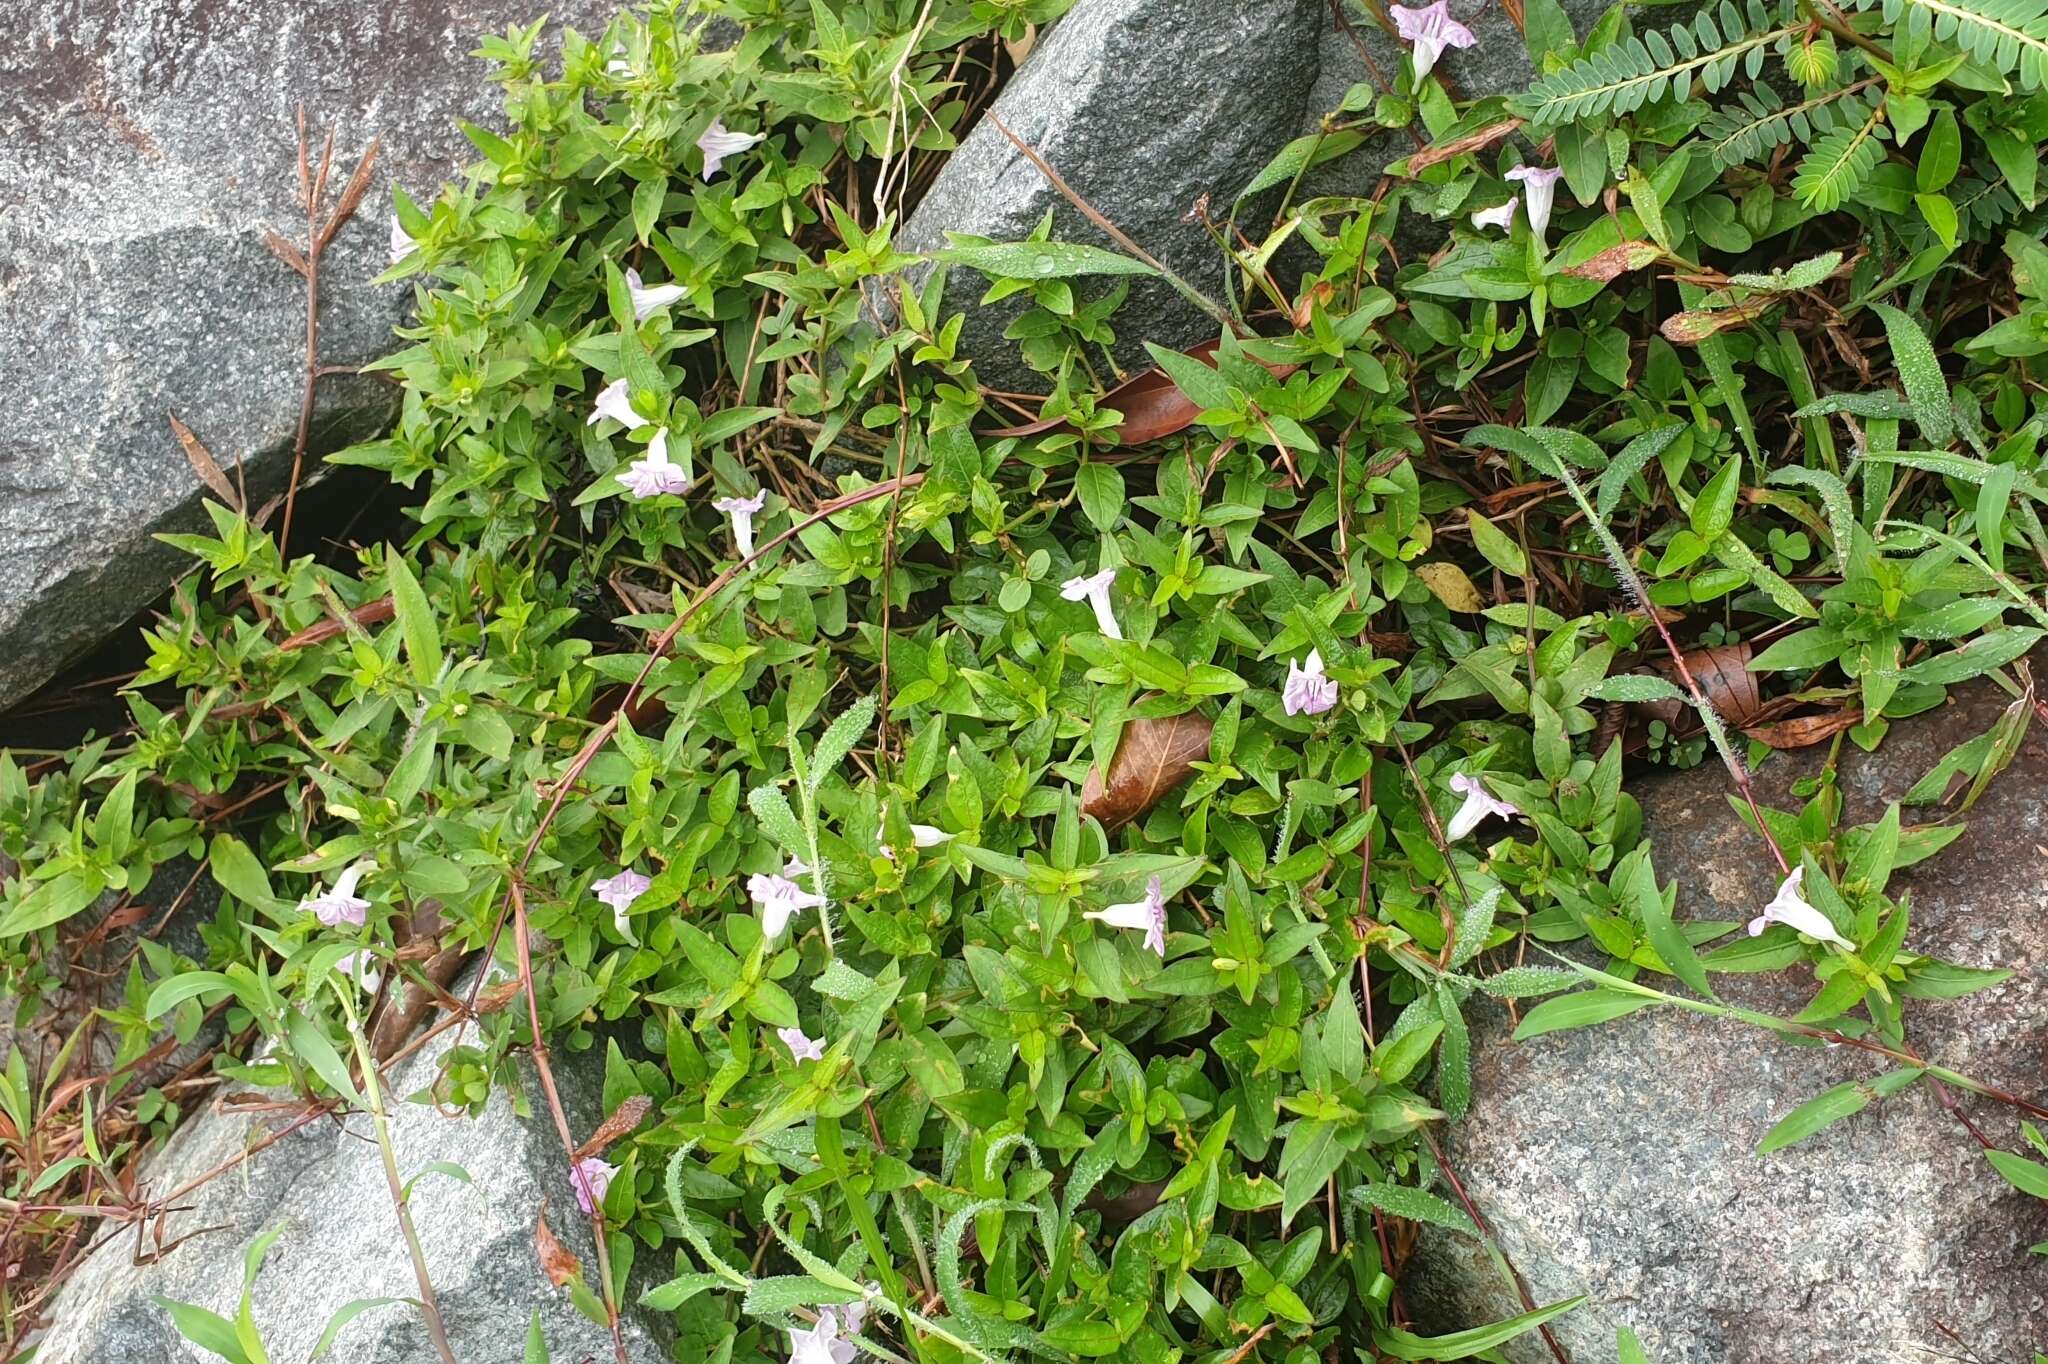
[1405,678,2048,1363]
[35,994,669,1363]
[897,0,1327,394]
[0,0,622,709]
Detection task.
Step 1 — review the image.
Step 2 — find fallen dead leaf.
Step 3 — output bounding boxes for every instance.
[1641,642,1763,732]
[1081,708,1214,830]
[1742,707,1864,749]
[1415,562,1484,613]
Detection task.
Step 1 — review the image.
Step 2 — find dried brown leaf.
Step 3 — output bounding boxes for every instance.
[1081,709,1213,830]
[574,1094,653,1161]
[1402,117,1525,175]
[166,413,240,510]
[1642,642,1763,731]
[1565,240,1660,284]
[261,230,309,277]
[318,136,383,251]
[535,1205,582,1287]
[473,978,527,1015]
[278,596,395,651]
[1742,707,1863,749]
[1660,301,1767,346]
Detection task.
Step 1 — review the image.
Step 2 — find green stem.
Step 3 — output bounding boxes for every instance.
[337,986,463,1364]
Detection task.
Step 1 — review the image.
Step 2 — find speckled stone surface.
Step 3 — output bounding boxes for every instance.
[1404,677,2048,1363]
[35,986,668,1363]
[0,0,621,708]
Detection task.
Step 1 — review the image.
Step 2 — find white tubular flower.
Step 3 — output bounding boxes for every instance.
[1748,867,1853,948]
[588,377,650,431]
[1443,772,1521,842]
[625,266,686,321]
[1060,568,1122,640]
[1505,165,1567,247]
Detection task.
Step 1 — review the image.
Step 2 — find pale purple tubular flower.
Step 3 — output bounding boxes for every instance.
[697,117,765,179]
[1471,198,1518,232]
[388,214,417,267]
[1282,648,1339,716]
[619,429,689,501]
[1392,0,1477,81]
[300,861,376,928]
[625,266,687,321]
[713,489,768,558]
[1505,165,1568,247]
[788,1303,869,1364]
[1060,568,1123,641]
[1444,771,1521,841]
[1747,866,1853,948]
[788,1315,841,1364]
[571,1155,616,1216]
[749,872,828,939]
[783,854,811,879]
[587,376,650,431]
[593,868,651,941]
[778,1025,825,1062]
[334,950,382,993]
[1085,874,1167,956]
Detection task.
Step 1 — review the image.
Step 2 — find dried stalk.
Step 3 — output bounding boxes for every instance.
[274,106,381,563]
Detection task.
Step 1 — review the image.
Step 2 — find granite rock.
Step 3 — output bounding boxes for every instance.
[0,0,622,709]
[35,995,668,1363]
[1404,678,2048,1363]
[897,0,1327,393]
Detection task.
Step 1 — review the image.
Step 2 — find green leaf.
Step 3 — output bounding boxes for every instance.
[1511,988,1660,1040]
[641,1271,727,1310]
[808,694,877,794]
[209,834,278,910]
[1583,674,1686,703]
[146,971,237,1020]
[1347,1182,1478,1237]
[1630,855,1714,1001]
[1988,1149,2048,1199]
[384,552,441,687]
[310,1298,410,1359]
[1873,303,1954,447]
[285,1007,364,1107]
[1144,342,1234,411]
[0,870,108,937]
[1076,462,1126,532]
[1690,456,1741,540]
[1523,0,1579,62]
[1376,1297,1588,1360]
[1756,1068,1922,1154]
[1465,509,1528,577]
[154,1297,253,1364]
[939,239,1157,279]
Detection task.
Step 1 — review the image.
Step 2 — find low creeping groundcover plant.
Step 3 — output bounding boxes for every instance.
[5,0,2048,1358]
